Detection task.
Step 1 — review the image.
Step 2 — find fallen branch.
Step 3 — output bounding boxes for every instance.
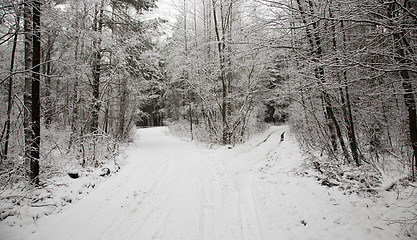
[0,195,24,200]
[255,130,279,148]
[381,176,409,191]
[31,203,56,208]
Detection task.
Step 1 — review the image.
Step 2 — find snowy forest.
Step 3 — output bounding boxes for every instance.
[0,0,417,239]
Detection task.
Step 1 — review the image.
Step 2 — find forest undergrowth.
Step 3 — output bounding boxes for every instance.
[168,119,269,146]
[292,133,417,234]
[0,124,134,222]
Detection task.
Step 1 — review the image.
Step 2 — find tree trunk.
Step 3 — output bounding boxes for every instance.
[212,0,228,144]
[91,1,104,133]
[340,19,360,166]
[23,0,32,175]
[104,87,111,135]
[43,32,54,127]
[119,78,128,139]
[188,90,193,140]
[397,39,417,180]
[68,36,80,150]
[2,16,19,162]
[389,1,417,180]
[30,0,41,185]
[329,11,359,165]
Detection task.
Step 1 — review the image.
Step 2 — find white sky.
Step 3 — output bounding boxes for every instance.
[143,0,180,23]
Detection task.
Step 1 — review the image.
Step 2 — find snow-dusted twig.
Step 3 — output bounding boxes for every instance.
[31,203,56,208]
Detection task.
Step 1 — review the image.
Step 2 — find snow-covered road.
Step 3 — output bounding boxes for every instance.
[3,126,413,239]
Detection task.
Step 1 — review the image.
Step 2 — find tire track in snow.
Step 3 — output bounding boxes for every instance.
[199,166,212,240]
[94,156,175,239]
[235,170,264,240]
[136,159,170,206]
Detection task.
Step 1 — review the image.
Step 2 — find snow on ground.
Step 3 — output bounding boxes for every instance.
[0,126,416,240]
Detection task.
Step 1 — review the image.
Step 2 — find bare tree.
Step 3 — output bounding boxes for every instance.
[30,0,41,184]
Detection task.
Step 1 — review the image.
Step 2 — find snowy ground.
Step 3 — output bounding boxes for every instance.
[1,126,416,240]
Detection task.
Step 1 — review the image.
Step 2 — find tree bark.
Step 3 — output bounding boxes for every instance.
[212,0,228,144]
[119,78,128,139]
[30,0,41,185]
[43,32,55,127]
[23,0,32,175]
[91,1,104,134]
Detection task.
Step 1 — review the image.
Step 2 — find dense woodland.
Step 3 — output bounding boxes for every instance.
[0,0,416,187]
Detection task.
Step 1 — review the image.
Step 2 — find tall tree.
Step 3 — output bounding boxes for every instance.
[91,0,104,134]
[2,4,19,161]
[30,0,41,184]
[387,0,417,179]
[23,0,33,175]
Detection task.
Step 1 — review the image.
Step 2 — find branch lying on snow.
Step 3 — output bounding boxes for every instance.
[381,176,410,191]
[0,208,13,220]
[362,175,411,192]
[255,130,279,148]
[0,195,24,200]
[0,186,44,206]
[31,203,56,208]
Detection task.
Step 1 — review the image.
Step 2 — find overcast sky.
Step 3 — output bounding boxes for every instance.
[143,0,179,23]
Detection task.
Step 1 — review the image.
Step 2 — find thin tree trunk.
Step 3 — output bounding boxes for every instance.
[43,33,54,127]
[104,87,111,135]
[329,8,357,165]
[68,34,80,150]
[340,19,360,166]
[119,78,128,139]
[188,90,193,140]
[2,18,19,162]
